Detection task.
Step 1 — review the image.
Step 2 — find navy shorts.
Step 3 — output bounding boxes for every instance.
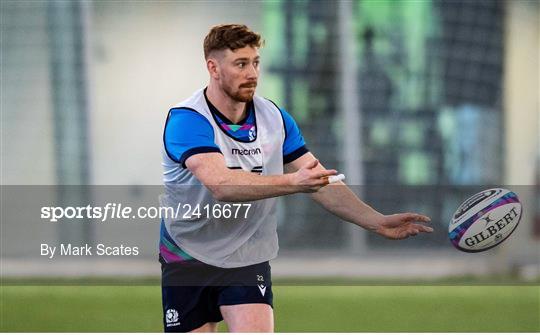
[161,257,273,332]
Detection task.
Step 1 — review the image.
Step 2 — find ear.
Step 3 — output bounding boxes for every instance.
[206,58,220,80]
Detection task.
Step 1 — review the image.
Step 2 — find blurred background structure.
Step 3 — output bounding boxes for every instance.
[1,0,539,280]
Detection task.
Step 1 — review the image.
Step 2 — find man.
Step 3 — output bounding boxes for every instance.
[160,24,433,332]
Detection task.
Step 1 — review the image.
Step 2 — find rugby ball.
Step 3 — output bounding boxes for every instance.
[448,188,521,252]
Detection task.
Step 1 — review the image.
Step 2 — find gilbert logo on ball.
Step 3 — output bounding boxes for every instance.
[449,188,522,252]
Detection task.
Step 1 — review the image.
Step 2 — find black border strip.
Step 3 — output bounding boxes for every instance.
[283,145,309,164]
[179,146,222,168]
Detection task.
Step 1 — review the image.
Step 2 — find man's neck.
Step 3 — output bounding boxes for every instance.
[206,84,247,124]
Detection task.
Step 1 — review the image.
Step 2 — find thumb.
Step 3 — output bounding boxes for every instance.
[303,159,319,170]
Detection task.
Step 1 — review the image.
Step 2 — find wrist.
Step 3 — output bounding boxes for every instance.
[362,212,385,232]
[284,172,294,186]
[283,172,304,194]
[283,172,302,193]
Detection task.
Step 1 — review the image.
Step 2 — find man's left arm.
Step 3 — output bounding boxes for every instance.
[285,152,434,240]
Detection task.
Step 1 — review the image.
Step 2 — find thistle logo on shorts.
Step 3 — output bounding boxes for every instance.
[165,308,180,327]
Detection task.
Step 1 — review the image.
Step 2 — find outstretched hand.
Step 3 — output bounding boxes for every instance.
[375,213,433,240]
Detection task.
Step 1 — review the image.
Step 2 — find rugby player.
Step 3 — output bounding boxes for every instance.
[160,24,433,332]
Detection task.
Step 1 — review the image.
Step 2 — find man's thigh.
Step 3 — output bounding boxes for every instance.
[162,285,222,332]
[220,303,274,332]
[216,261,274,331]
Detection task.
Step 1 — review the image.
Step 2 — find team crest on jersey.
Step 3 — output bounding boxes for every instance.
[248,127,256,141]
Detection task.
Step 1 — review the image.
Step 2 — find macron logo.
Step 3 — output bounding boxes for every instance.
[231,148,261,156]
[258,284,267,296]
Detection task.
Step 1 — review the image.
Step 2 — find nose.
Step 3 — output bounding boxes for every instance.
[246,63,258,80]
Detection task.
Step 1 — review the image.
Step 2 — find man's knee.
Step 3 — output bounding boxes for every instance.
[220,303,274,332]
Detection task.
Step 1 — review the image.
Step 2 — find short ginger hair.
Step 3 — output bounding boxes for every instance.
[203,24,264,59]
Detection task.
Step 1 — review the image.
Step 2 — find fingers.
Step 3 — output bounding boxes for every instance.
[415,224,434,233]
[315,170,339,187]
[297,160,339,191]
[402,212,431,223]
[402,224,434,238]
[381,216,435,239]
[407,224,433,234]
[302,160,338,178]
[300,160,338,185]
[316,169,338,179]
[328,174,346,184]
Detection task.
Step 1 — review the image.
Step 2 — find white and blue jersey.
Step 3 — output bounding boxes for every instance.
[160,88,307,268]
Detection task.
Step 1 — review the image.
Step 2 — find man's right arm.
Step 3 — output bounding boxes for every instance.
[185,153,336,202]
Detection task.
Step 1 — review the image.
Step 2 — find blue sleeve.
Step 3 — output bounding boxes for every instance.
[280,108,309,164]
[163,108,221,168]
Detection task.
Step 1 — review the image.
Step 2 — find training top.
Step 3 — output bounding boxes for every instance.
[160,88,308,268]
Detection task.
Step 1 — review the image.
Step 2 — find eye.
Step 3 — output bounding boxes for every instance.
[237,62,246,68]
[254,60,260,67]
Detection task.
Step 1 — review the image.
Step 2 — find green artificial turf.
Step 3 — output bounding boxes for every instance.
[1,285,538,332]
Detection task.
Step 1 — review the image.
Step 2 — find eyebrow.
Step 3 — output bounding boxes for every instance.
[233,56,260,62]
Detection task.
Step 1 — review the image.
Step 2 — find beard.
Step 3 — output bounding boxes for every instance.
[223,81,257,103]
